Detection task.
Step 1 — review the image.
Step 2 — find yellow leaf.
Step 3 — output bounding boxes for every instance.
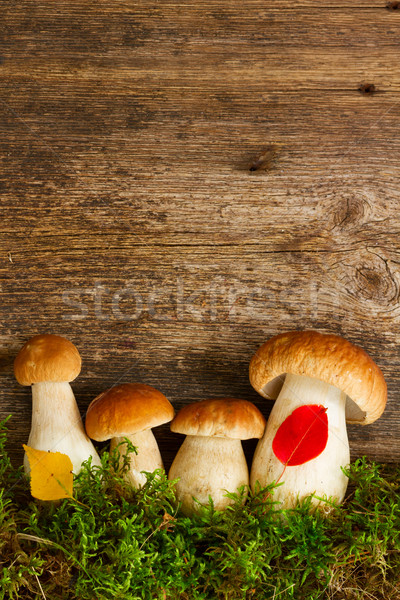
[23,445,73,501]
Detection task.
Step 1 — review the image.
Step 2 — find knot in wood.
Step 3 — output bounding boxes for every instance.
[249,146,276,173]
[358,83,376,95]
[386,1,400,10]
[332,194,371,232]
[327,249,399,308]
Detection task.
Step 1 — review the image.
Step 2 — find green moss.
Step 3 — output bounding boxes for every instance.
[0,417,399,600]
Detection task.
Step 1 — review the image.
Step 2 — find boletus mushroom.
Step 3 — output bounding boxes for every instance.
[14,334,101,475]
[249,330,387,508]
[85,383,174,488]
[169,398,266,516]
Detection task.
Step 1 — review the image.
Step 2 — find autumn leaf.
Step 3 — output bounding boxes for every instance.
[23,445,73,501]
[272,404,328,467]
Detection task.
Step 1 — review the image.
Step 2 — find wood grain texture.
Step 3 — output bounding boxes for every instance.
[1,0,400,470]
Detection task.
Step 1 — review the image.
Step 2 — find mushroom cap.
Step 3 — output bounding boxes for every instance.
[249,330,387,425]
[85,383,174,441]
[14,334,81,385]
[171,398,266,440]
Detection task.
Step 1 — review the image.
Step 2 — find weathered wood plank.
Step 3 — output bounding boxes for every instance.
[1,94,399,200]
[2,9,400,52]
[2,198,400,259]
[2,2,400,91]
[2,52,400,91]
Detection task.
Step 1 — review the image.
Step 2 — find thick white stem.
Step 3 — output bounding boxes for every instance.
[24,381,101,475]
[169,436,249,516]
[110,429,164,488]
[250,373,350,508]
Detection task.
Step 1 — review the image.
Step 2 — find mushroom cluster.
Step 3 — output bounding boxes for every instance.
[14,329,387,515]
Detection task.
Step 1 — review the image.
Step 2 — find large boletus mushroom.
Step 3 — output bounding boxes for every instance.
[249,330,387,508]
[169,398,266,516]
[14,334,101,475]
[85,383,174,488]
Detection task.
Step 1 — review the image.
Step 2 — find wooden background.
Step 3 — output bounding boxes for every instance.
[1,0,400,470]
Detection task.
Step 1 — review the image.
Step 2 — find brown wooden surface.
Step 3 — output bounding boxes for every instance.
[1,0,400,470]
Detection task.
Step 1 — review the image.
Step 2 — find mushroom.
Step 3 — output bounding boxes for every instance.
[168,398,266,516]
[14,334,101,475]
[249,330,387,508]
[85,383,174,488]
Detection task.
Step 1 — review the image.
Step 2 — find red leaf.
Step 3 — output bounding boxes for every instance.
[272,404,328,467]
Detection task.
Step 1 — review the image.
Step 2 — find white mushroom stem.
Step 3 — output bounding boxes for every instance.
[24,381,101,475]
[168,435,249,516]
[250,373,350,508]
[110,429,164,488]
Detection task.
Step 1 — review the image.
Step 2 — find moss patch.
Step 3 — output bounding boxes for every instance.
[1,417,399,600]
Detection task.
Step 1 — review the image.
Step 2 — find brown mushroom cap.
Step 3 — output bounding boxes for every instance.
[14,334,81,386]
[249,330,387,425]
[171,398,266,440]
[85,383,174,441]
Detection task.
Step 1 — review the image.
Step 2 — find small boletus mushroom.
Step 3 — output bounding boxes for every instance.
[249,330,387,508]
[85,383,174,488]
[14,334,101,475]
[168,398,266,516]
